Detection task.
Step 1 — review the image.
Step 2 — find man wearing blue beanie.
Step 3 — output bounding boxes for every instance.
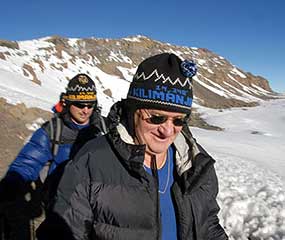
[38,53,228,240]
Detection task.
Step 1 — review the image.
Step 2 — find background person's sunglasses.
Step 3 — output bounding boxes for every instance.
[142,110,188,126]
[72,102,95,109]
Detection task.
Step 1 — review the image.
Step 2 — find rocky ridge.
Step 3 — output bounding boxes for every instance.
[0,35,276,109]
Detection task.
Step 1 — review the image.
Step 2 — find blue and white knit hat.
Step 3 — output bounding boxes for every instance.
[127,53,197,114]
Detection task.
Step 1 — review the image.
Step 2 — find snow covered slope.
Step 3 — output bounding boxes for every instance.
[0,35,277,115]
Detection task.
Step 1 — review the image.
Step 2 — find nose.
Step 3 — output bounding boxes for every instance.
[82,106,89,113]
[158,120,175,136]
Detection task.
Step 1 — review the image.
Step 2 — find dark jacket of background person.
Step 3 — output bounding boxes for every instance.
[37,100,228,240]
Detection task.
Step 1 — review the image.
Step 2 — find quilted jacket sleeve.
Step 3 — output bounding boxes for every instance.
[37,148,93,240]
[8,127,53,181]
[207,167,228,240]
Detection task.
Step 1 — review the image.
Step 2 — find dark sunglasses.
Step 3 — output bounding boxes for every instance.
[142,110,189,127]
[72,102,95,109]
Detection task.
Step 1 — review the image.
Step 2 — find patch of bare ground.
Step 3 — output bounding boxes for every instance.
[0,98,51,178]
[22,64,41,85]
[189,109,223,131]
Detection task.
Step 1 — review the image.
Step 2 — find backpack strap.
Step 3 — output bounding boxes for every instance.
[39,116,63,183]
[51,116,62,157]
[99,115,108,134]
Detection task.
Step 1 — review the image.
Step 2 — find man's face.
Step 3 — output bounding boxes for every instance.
[69,102,95,125]
[134,109,186,156]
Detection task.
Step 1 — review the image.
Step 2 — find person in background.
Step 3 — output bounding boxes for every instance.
[0,73,107,240]
[38,53,228,240]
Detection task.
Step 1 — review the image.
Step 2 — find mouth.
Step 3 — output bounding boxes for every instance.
[152,133,169,142]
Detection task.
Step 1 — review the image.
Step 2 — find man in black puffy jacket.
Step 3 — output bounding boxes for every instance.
[38,53,228,240]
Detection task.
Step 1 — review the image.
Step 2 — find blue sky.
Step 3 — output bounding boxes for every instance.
[1,0,284,92]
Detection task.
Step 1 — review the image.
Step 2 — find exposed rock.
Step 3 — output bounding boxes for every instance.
[33,58,45,72]
[103,89,112,98]
[45,35,70,47]
[0,39,19,50]
[0,52,6,60]
[22,63,42,85]
[193,81,258,108]
[189,109,223,131]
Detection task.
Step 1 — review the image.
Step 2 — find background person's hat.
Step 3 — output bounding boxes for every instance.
[63,73,97,102]
[126,53,197,114]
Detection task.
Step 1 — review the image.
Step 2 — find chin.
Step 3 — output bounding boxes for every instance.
[76,120,87,125]
[148,145,169,155]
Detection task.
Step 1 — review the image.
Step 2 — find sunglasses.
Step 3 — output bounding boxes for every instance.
[72,102,95,109]
[141,109,189,127]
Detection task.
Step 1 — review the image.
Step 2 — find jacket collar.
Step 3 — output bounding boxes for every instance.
[107,124,146,177]
[107,101,215,192]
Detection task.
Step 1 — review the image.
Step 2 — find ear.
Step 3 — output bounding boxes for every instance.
[61,99,66,106]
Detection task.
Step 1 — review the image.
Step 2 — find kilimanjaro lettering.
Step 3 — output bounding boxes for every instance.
[129,87,192,106]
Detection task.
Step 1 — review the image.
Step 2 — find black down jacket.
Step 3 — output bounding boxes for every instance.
[38,104,228,240]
